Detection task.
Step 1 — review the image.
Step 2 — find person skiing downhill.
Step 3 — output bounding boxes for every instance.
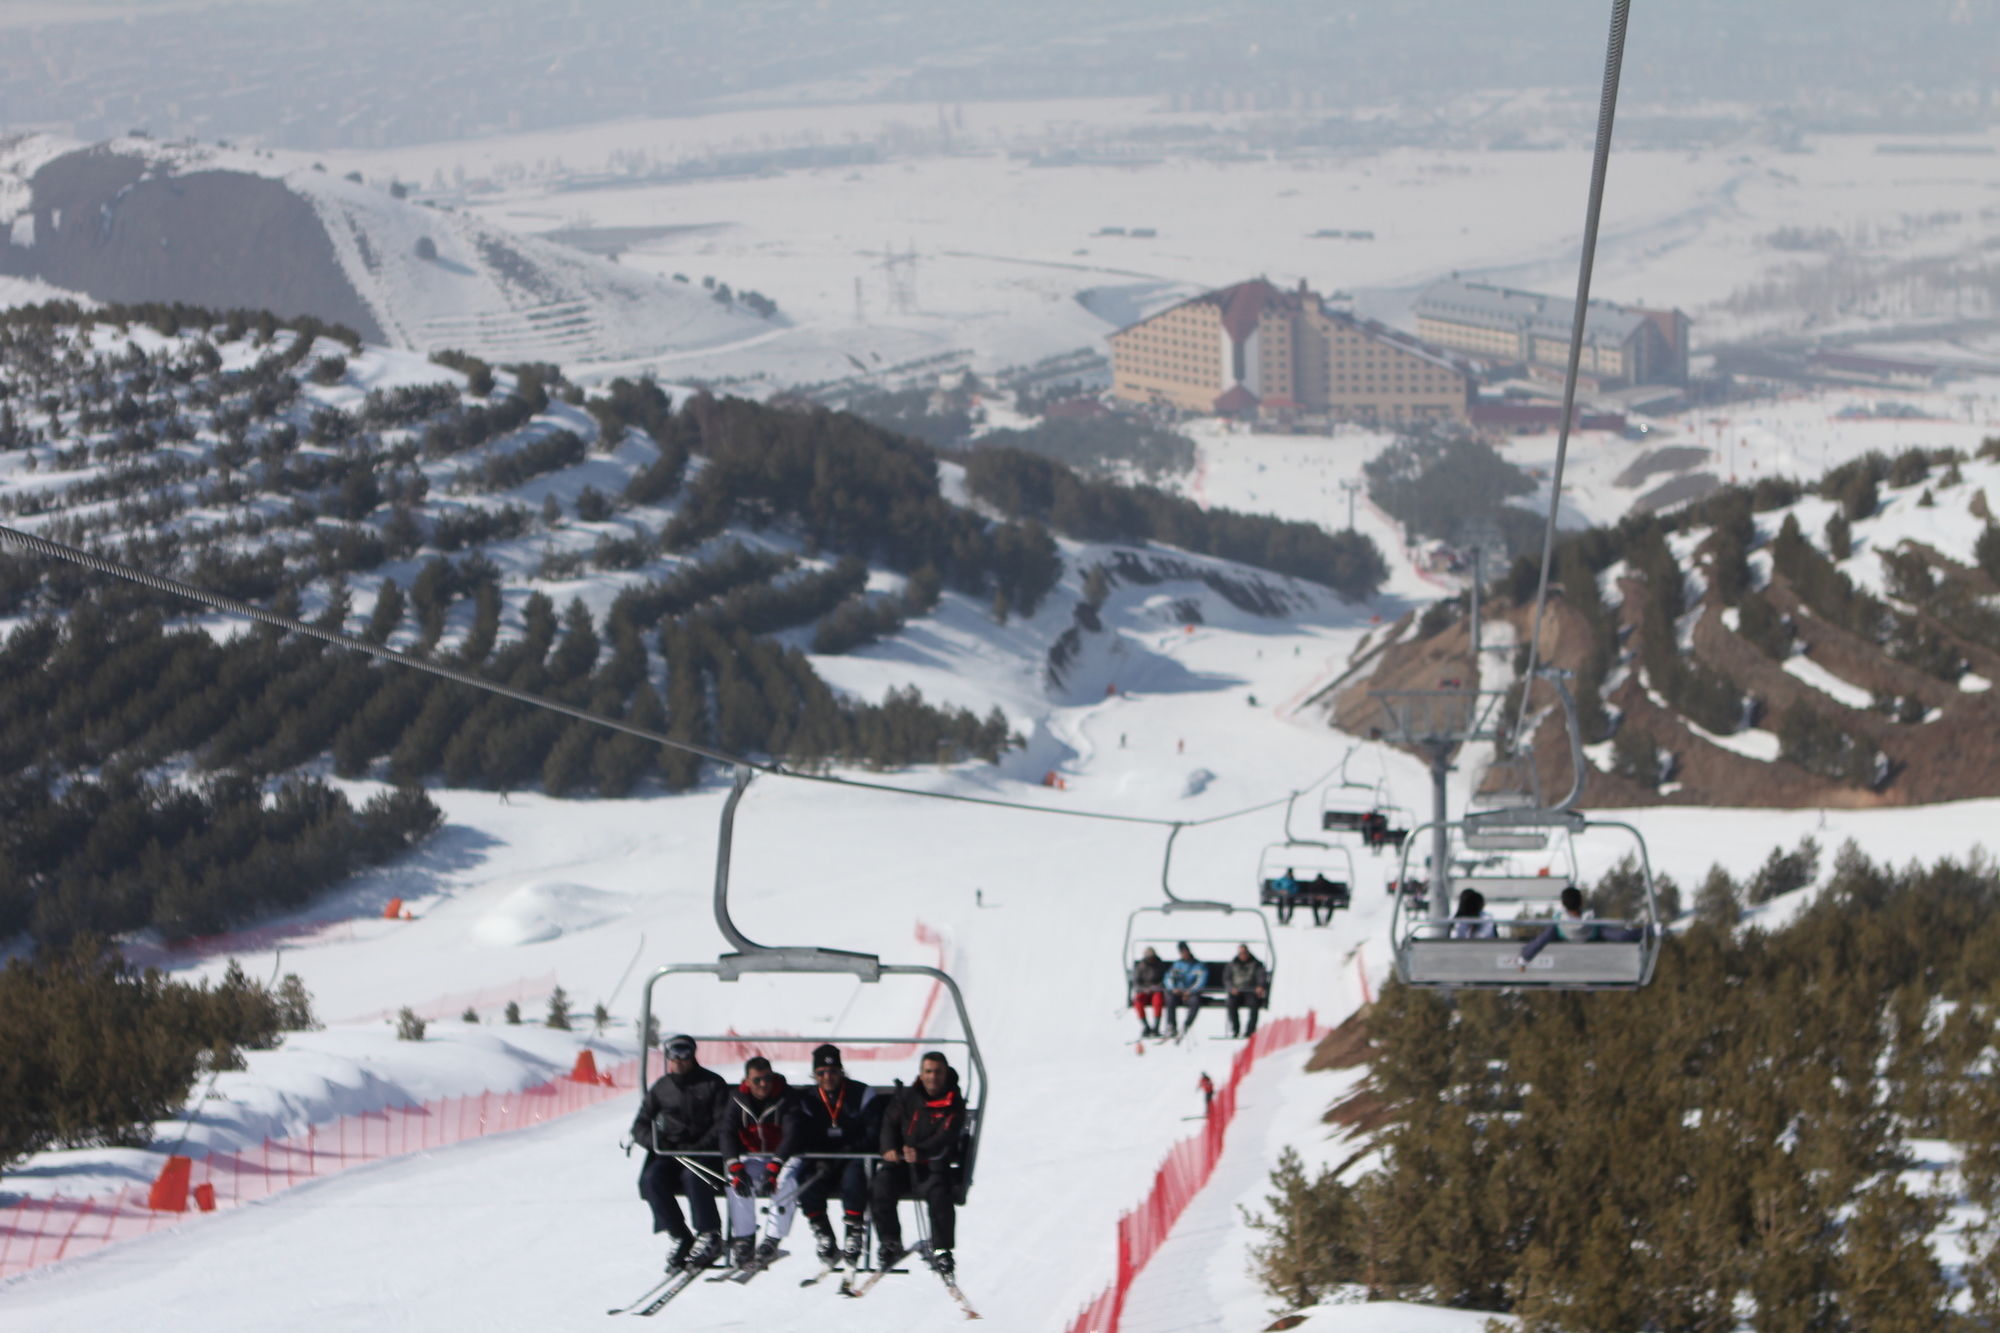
[795,1043,880,1269]
[719,1056,803,1270]
[871,1050,967,1281]
[633,1034,729,1272]
[1131,946,1167,1038]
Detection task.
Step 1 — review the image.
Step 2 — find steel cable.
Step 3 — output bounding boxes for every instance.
[1511,0,1633,754]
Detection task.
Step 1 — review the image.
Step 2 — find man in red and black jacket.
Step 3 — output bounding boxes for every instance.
[871,1049,966,1280]
[718,1056,802,1268]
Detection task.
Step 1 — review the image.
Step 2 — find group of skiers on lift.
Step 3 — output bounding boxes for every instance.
[632,1035,967,1282]
[1128,941,1269,1040]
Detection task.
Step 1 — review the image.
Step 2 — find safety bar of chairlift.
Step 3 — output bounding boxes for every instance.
[633,762,988,1129]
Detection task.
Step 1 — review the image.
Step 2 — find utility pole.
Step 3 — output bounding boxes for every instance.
[1338,477,1361,531]
[1469,545,1482,661]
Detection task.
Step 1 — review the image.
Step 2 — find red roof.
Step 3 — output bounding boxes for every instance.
[1188,278,1307,342]
[1213,384,1260,414]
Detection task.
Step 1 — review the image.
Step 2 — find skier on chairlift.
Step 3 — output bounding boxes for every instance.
[720,1056,803,1270]
[1164,942,1207,1039]
[1224,944,1269,1038]
[634,1034,729,1272]
[795,1043,880,1270]
[1131,945,1167,1038]
[872,1050,967,1281]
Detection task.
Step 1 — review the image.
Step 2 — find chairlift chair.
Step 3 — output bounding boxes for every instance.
[1122,905,1277,1009]
[1389,809,1661,991]
[1255,841,1355,926]
[637,766,988,1205]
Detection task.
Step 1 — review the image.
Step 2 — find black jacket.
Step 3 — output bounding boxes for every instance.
[796,1074,879,1154]
[880,1068,966,1165]
[1132,955,1167,988]
[720,1073,802,1158]
[633,1064,729,1154]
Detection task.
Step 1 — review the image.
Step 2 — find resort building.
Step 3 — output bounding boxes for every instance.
[1412,276,1690,387]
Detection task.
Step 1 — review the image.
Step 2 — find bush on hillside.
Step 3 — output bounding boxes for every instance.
[0,941,310,1167]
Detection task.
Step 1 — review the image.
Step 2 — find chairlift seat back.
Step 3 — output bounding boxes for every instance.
[1464,831,1549,852]
[1452,875,1573,901]
[1398,937,1649,988]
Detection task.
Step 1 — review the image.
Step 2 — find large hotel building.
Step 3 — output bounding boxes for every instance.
[1412,276,1690,387]
[1108,278,1473,426]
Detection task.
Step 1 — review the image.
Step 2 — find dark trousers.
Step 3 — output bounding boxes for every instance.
[798,1157,868,1224]
[638,1154,720,1237]
[1226,990,1263,1036]
[1167,989,1202,1033]
[871,1158,957,1251]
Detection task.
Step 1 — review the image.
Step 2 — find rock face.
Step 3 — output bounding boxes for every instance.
[0,147,383,341]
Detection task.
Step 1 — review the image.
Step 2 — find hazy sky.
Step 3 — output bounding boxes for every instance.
[0,1,1994,150]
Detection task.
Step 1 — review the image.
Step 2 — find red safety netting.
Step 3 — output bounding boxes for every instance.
[1063,1011,1325,1333]
[0,1056,638,1283]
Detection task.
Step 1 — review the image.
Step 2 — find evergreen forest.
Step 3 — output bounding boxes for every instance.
[1250,839,2000,1331]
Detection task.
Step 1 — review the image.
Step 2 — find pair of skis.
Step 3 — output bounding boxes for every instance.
[839,1242,980,1319]
[604,1249,785,1317]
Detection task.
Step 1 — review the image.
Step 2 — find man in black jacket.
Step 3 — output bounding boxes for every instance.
[795,1043,880,1268]
[633,1033,729,1271]
[871,1050,967,1280]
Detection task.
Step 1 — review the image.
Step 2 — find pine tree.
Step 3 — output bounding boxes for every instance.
[504,1000,521,1025]
[396,1007,427,1041]
[1695,866,1741,929]
[462,1006,479,1023]
[545,986,572,1030]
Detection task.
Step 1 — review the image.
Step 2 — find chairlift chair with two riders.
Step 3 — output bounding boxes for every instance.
[638,766,988,1232]
[1255,842,1355,926]
[1317,752,1410,854]
[1387,676,1663,992]
[1125,823,1277,1017]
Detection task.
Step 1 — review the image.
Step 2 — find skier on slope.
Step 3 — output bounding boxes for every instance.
[719,1055,804,1270]
[871,1050,967,1281]
[633,1033,729,1272]
[794,1043,881,1270]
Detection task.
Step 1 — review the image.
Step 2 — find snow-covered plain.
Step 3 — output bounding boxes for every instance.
[314,102,2000,389]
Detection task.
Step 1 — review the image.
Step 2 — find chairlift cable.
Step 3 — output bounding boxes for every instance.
[1510,0,1633,755]
[0,520,1334,832]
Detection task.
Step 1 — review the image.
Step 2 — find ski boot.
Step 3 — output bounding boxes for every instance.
[664,1232,696,1272]
[842,1218,866,1269]
[683,1230,724,1271]
[808,1215,840,1267]
[875,1237,909,1272]
[728,1236,754,1270]
[752,1236,780,1266]
[931,1247,956,1281]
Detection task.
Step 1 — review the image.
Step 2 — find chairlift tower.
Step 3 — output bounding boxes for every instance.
[1370,687,1509,922]
[876,243,919,315]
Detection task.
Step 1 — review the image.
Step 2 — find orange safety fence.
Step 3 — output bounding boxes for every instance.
[1063,1011,1326,1333]
[0,1056,638,1283]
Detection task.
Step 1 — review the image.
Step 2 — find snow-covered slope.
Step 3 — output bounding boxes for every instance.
[0,135,777,364]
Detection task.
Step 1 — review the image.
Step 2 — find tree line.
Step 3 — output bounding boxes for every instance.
[1250,838,2000,1331]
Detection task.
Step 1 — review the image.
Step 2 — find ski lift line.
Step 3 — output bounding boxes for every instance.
[0,520,1333,834]
[1511,0,1633,757]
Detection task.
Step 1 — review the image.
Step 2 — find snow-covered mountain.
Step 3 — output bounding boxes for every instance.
[0,135,778,365]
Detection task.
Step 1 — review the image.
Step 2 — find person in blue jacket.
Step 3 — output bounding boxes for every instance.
[1164,942,1208,1039]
